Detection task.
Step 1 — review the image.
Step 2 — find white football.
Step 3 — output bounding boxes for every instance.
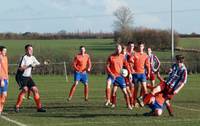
[120,69,128,77]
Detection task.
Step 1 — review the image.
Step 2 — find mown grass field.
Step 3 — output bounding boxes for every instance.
[0,37,199,64]
[0,74,200,126]
[178,38,200,49]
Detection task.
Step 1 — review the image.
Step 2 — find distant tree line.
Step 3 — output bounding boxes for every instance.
[179,32,200,38]
[114,27,179,50]
[0,31,114,40]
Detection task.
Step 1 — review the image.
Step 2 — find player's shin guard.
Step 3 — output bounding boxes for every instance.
[68,84,77,99]
[111,95,116,105]
[34,94,42,109]
[106,88,111,102]
[84,85,88,101]
[16,91,26,108]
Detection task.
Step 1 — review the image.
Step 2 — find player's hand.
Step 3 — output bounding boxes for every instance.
[31,63,36,67]
[87,68,91,72]
[0,80,5,87]
[129,74,132,81]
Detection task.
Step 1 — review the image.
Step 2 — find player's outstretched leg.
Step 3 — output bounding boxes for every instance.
[15,87,28,112]
[31,86,46,112]
[68,81,78,101]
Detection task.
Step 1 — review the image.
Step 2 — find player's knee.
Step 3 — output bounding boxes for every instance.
[155,109,162,116]
[32,87,39,94]
[23,87,29,92]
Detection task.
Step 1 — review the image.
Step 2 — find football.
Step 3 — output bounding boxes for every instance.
[120,69,128,77]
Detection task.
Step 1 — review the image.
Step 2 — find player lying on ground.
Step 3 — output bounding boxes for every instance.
[137,55,187,116]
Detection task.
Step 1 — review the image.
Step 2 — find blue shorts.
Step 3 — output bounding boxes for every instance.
[133,73,147,84]
[149,100,163,111]
[107,75,126,89]
[0,79,8,93]
[74,71,88,85]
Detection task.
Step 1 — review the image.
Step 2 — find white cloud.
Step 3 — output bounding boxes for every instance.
[103,0,128,14]
[135,15,161,27]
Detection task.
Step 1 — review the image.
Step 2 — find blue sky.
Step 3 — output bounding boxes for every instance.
[0,0,199,33]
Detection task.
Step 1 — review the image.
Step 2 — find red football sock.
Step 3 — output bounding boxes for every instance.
[1,95,6,112]
[106,88,111,101]
[166,103,173,115]
[68,84,77,98]
[84,85,88,99]
[112,95,116,105]
[34,94,42,109]
[16,91,26,108]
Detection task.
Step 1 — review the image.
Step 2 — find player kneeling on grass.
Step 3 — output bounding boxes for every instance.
[15,44,46,112]
[105,44,132,110]
[0,46,8,115]
[137,55,187,116]
[67,46,91,101]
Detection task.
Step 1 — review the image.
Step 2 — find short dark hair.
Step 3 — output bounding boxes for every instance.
[79,45,85,50]
[0,46,6,52]
[176,55,184,63]
[127,41,134,45]
[138,41,145,45]
[25,44,32,50]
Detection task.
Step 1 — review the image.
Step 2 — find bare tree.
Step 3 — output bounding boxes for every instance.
[113,6,134,43]
[114,6,133,31]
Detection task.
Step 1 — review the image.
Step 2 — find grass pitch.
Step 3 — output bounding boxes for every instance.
[0,74,200,126]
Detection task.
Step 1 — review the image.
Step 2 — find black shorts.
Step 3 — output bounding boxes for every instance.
[20,77,36,89]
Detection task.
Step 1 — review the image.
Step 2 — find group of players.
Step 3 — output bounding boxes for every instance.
[67,41,187,116]
[0,41,187,116]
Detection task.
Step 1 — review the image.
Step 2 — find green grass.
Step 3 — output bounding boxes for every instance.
[178,38,200,49]
[0,39,114,63]
[0,37,199,64]
[0,74,200,126]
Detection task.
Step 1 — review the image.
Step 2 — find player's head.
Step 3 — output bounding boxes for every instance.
[138,41,145,52]
[25,44,33,56]
[147,48,152,55]
[127,41,134,52]
[0,46,7,56]
[176,55,184,63]
[115,44,122,54]
[79,45,86,54]
[122,45,127,54]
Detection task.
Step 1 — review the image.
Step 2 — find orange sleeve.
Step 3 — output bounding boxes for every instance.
[123,59,131,74]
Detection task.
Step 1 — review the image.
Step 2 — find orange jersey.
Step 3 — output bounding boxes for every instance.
[73,53,91,72]
[106,53,130,77]
[130,52,150,74]
[155,93,165,106]
[126,51,135,74]
[0,55,8,79]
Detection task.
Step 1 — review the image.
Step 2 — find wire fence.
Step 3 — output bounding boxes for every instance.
[9,61,200,77]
